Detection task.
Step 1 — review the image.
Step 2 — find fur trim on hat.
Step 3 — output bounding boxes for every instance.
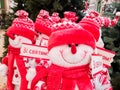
[6,26,35,43]
[48,28,95,51]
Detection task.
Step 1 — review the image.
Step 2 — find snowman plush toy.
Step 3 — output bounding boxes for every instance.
[31,20,100,90]
[26,10,53,87]
[0,10,36,90]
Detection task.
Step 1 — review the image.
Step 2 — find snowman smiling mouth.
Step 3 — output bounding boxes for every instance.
[60,49,87,64]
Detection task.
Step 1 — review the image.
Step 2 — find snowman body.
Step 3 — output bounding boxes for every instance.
[26,32,51,89]
[8,35,33,90]
[47,44,94,90]
[34,9,52,67]
[0,10,36,90]
[31,28,96,90]
[31,44,94,90]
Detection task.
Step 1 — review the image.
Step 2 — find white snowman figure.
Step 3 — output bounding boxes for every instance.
[0,10,36,90]
[79,11,120,90]
[30,20,100,90]
[26,9,53,88]
[35,9,52,49]
[28,10,61,69]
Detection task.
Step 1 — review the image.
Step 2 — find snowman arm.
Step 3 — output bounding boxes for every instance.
[33,81,46,90]
[0,56,8,76]
[26,68,36,82]
[111,12,120,27]
[1,56,8,66]
[31,66,48,90]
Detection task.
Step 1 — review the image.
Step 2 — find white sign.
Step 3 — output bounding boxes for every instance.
[96,47,115,66]
[20,44,49,59]
[91,54,103,76]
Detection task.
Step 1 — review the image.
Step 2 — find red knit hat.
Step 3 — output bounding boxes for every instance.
[61,11,78,22]
[51,20,81,32]
[51,12,61,23]
[79,18,100,42]
[6,10,36,43]
[48,27,96,51]
[35,9,52,36]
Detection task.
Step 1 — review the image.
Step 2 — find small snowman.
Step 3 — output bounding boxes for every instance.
[30,21,99,90]
[0,10,36,90]
[79,11,120,90]
[33,9,53,68]
[31,10,61,67]
[26,10,53,88]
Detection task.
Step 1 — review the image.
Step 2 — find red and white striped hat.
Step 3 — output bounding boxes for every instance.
[35,9,53,36]
[6,10,36,43]
[79,17,101,42]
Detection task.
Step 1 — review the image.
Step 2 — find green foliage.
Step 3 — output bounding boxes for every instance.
[102,21,120,61]
[1,12,14,58]
[25,0,84,21]
[112,2,120,11]
[101,3,120,89]
[111,74,120,90]
[2,0,27,57]
[2,34,9,57]
[12,0,27,12]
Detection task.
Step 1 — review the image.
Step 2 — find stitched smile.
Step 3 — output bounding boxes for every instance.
[59,50,86,64]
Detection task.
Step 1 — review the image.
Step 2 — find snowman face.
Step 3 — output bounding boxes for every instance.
[9,35,32,48]
[48,44,94,68]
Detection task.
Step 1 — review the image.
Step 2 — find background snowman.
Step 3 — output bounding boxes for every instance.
[26,9,53,89]
[35,9,53,64]
[30,20,99,90]
[79,11,120,90]
[0,10,36,90]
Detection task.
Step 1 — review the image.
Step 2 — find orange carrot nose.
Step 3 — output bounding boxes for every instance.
[71,43,77,54]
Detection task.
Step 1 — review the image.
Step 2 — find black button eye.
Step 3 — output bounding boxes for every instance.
[76,44,78,46]
[68,44,78,47]
[68,44,71,47]
[13,34,15,36]
[36,31,41,34]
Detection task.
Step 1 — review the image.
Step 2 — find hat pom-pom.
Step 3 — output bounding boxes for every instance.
[15,10,28,18]
[116,12,120,17]
[39,9,49,18]
[64,11,78,22]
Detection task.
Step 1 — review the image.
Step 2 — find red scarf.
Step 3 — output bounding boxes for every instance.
[47,64,93,90]
[31,64,93,90]
[7,45,28,90]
